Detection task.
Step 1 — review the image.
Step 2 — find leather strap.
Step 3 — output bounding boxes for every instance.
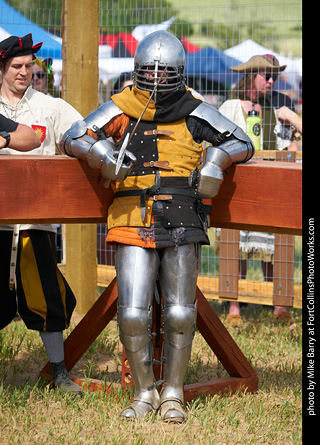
[143,130,174,136]
[9,225,20,290]
[143,160,171,170]
[153,195,172,201]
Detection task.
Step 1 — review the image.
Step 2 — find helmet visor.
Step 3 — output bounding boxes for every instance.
[134,63,183,93]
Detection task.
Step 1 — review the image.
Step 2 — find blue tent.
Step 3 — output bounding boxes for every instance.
[185,46,242,86]
[184,46,292,90]
[0,0,62,60]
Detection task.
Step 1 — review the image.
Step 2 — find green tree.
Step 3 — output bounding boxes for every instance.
[5,0,194,37]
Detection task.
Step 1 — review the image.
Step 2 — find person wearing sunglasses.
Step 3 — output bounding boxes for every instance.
[218,54,299,327]
[31,58,54,95]
[221,54,299,152]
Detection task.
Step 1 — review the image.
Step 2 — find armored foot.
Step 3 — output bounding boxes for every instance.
[159,397,186,423]
[120,399,156,420]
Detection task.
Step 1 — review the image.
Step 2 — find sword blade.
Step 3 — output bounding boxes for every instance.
[114,67,168,177]
[115,133,130,176]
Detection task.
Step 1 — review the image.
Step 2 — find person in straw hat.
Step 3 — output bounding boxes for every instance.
[218,54,299,327]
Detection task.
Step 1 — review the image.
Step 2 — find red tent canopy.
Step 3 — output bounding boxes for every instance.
[99,33,200,58]
[180,37,201,53]
[99,32,138,57]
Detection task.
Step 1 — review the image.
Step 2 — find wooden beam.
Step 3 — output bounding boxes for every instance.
[0,156,302,235]
[210,159,302,235]
[61,0,100,313]
[195,288,256,378]
[0,155,113,223]
[95,265,303,309]
[40,281,259,398]
[63,0,99,116]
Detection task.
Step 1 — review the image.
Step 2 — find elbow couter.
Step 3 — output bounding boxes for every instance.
[219,140,254,165]
[205,145,233,171]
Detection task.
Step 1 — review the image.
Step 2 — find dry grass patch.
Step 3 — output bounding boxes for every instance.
[0,302,302,444]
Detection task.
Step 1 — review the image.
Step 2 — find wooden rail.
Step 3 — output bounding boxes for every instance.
[0,156,302,235]
[95,265,302,309]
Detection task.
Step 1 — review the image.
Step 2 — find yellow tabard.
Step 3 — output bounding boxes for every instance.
[107,118,203,229]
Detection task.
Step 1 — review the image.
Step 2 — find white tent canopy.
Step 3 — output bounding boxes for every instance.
[98,18,175,82]
[131,17,175,42]
[224,39,302,89]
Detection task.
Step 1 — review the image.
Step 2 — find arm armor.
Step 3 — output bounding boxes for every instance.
[59,101,136,182]
[189,102,254,199]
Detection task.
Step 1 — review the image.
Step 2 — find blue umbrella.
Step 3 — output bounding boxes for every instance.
[185,46,243,85]
[0,0,62,60]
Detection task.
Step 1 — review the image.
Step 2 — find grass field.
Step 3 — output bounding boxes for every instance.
[0,302,302,444]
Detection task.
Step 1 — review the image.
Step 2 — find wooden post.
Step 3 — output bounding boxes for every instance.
[62,0,100,314]
[219,229,240,299]
[273,234,295,307]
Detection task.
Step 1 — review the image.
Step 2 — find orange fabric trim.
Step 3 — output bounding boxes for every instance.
[87,115,129,143]
[106,226,156,248]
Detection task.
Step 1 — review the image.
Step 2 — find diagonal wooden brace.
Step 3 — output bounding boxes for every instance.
[40,279,258,399]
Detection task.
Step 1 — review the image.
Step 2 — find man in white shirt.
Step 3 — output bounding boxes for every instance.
[0,33,83,394]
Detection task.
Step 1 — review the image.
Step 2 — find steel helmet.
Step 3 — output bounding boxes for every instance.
[133,30,185,94]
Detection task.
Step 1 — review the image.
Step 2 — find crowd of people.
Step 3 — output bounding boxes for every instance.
[1,31,302,422]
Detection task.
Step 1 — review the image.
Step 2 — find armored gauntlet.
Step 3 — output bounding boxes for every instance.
[189,102,254,199]
[59,120,136,182]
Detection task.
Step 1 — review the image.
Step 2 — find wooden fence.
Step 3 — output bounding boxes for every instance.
[0,155,302,314]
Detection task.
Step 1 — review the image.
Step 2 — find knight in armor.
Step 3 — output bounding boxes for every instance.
[59,31,254,422]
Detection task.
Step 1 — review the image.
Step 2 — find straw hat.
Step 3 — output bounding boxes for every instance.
[229,55,287,73]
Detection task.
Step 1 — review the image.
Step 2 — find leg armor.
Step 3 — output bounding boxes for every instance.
[158,244,200,421]
[116,245,161,417]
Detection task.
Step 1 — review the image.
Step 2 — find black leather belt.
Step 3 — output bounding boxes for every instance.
[115,186,198,221]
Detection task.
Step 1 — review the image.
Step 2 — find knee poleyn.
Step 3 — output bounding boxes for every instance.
[118,306,153,352]
[162,304,196,349]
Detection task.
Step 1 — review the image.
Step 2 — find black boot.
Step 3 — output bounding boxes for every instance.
[51,361,81,395]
